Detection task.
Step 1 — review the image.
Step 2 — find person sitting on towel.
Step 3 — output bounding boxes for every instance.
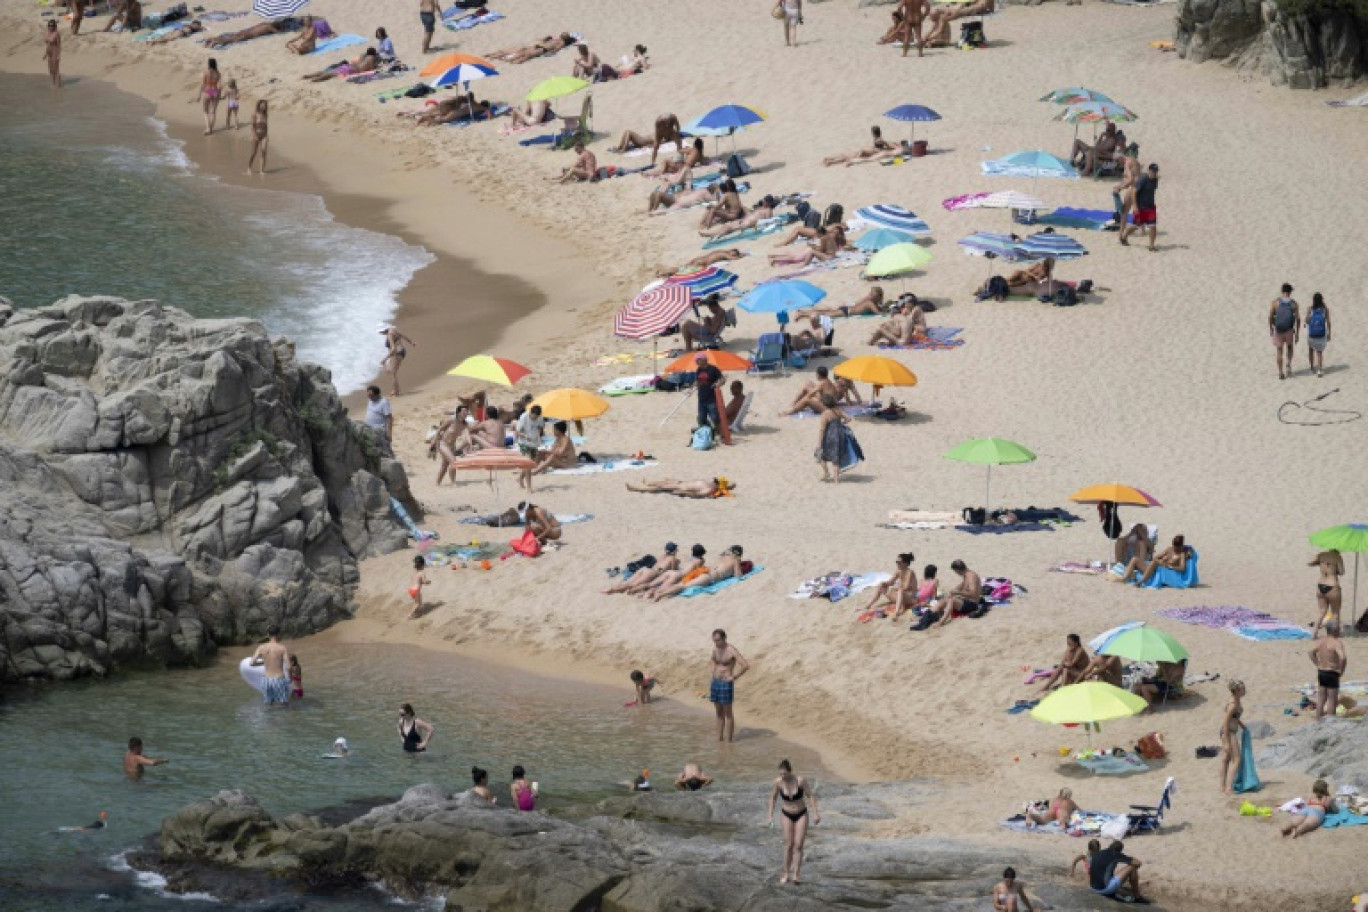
[924,0,995,47]
[779,366,842,417]
[975,258,1054,298]
[1112,534,1191,586]
[868,300,927,346]
[519,420,577,490]
[696,180,746,231]
[700,198,777,239]
[1039,633,1089,691]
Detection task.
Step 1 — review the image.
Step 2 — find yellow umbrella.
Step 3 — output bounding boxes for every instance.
[834,355,917,401]
[531,388,609,435]
[526,76,589,103]
[1069,484,1161,508]
[1030,682,1147,725]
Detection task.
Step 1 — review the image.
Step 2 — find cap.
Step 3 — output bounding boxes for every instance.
[664,542,678,553]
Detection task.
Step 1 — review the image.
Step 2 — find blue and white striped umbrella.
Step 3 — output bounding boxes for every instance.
[428,62,499,89]
[666,267,738,298]
[958,232,1026,259]
[855,229,917,252]
[252,0,309,20]
[855,205,931,235]
[1014,231,1088,261]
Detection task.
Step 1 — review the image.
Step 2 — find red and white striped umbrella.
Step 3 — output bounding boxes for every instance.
[614,284,692,341]
[451,448,535,473]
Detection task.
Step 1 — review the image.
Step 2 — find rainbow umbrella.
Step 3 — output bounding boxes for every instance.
[446,354,531,387]
[1054,101,1137,124]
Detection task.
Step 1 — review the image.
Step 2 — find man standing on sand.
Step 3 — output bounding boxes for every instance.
[251,625,292,706]
[1310,623,1346,721]
[695,353,722,431]
[43,20,61,88]
[709,629,750,742]
[1268,282,1300,380]
[364,385,394,442]
[418,0,439,54]
[900,0,930,57]
[124,737,169,781]
[1118,162,1159,252]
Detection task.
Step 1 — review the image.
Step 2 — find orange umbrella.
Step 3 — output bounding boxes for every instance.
[420,53,495,77]
[664,350,753,374]
[1069,484,1161,507]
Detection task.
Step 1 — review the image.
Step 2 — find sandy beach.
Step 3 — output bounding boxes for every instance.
[4,0,1368,907]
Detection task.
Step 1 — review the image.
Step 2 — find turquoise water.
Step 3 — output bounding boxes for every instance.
[0,640,829,909]
[0,72,433,394]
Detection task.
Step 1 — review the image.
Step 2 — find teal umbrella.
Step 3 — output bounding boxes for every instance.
[944,437,1036,510]
[1309,523,1368,619]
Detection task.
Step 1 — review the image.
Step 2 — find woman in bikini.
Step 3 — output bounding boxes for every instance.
[648,183,719,215]
[1218,679,1247,794]
[43,20,62,89]
[247,100,268,175]
[1026,787,1078,828]
[1114,534,1190,586]
[379,325,417,397]
[302,48,379,82]
[1309,549,1344,637]
[767,759,819,884]
[822,125,894,166]
[1281,779,1335,838]
[795,286,886,320]
[768,224,842,268]
[195,58,222,135]
[635,544,706,599]
[858,552,917,620]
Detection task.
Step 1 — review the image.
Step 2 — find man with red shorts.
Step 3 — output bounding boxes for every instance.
[1119,162,1159,252]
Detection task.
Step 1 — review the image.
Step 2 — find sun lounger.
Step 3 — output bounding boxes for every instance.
[1137,549,1198,589]
[678,566,764,598]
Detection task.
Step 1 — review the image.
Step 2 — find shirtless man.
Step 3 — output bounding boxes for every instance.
[676,762,714,790]
[1039,633,1089,692]
[924,0,995,46]
[570,43,600,79]
[414,96,491,126]
[553,142,598,183]
[796,287,887,320]
[978,259,1054,298]
[946,559,985,619]
[900,0,932,57]
[520,420,577,489]
[103,0,142,32]
[418,0,439,53]
[251,625,292,706]
[470,405,506,449]
[823,126,895,166]
[42,20,61,88]
[725,380,746,423]
[697,180,745,231]
[681,297,726,351]
[626,477,733,498]
[1133,659,1184,709]
[655,248,744,277]
[124,737,169,781]
[604,542,680,594]
[205,19,289,49]
[708,628,750,742]
[1073,122,1118,174]
[701,199,775,238]
[1311,623,1347,721]
[147,19,203,44]
[522,502,562,544]
[1085,650,1123,688]
[649,183,719,215]
[767,224,843,267]
[285,16,318,54]
[780,366,840,416]
[868,301,926,345]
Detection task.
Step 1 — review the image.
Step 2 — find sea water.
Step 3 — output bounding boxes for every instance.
[0,72,433,394]
[0,641,830,909]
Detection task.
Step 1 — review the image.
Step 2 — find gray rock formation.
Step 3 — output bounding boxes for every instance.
[1176,0,1367,88]
[0,295,412,685]
[148,783,1126,911]
[1259,717,1368,790]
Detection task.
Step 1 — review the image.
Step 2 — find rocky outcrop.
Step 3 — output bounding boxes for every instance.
[1259,717,1368,790]
[0,295,412,685]
[1177,0,1368,88]
[146,784,1123,911]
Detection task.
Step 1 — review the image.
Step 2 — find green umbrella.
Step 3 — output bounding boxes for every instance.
[1309,523,1368,621]
[864,242,931,279]
[943,437,1036,512]
[1101,627,1189,664]
[526,75,589,102]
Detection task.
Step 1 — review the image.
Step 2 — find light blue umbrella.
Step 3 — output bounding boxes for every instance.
[884,104,941,145]
[737,280,825,315]
[695,104,767,131]
[855,229,917,252]
[995,149,1077,195]
[854,204,931,235]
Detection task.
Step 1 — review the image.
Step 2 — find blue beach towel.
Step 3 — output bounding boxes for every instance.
[443,10,505,30]
[1036,207,1132,231]
[956,521,1055,535]
[1232,727,1261,793]
[1139,549,1199,589]
[310,34,366,54]
[702,217,792,250]
[679,566,764,598]
[1232,624,1311,642]
[1076,754,1149,776]
[1322,809,1368,829]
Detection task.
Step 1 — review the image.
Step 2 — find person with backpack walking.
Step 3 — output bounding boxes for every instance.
[1305,292,1331,378]
[1268,283,1300,380]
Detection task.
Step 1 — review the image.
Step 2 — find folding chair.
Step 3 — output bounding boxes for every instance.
[748,333,786,375]
[554,93,594,150]
[730,392,755,431]
[1125,776,1175,835]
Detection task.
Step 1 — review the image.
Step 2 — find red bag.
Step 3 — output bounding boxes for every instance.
[1135,731,1166,760]
[509,529,542,558]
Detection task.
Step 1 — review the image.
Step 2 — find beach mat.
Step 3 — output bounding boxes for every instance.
[679,566,764,598]
[956,521,1056,535]
[443,10,504,30]
[310,34,366,54]
[787,571,890,601]
[549,459,656,476]
[1037,207,1131,231]
[1076,754,1149,776]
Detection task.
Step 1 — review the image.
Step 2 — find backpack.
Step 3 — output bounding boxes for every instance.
[690,425,714,451]
[1052,285,1079,307]
[725,153,751,178]
[962,507,986,525]
[1273,298,1296,332]
[1307,306,1327,338]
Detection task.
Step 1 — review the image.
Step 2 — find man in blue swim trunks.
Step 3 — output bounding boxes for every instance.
[418,0,439,53]
[709,628,750,743]
[1088,840,1148,903]
[251,625,293,707]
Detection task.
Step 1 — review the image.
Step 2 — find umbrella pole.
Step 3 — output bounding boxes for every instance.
[660,390,691,428]
[986,464,992,513]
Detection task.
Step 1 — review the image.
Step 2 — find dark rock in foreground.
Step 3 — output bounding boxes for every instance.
[0,295,412,685]
[149,783,1134,911]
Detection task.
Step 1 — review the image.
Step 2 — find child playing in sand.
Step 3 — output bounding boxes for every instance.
[289,655,304,699]
[628,670,657,705]
[407,556,429,620]
[223,80,240,129]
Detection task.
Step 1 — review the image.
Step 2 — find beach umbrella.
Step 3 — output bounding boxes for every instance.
[526,76,588,103]
[1054,101,1138,124]
[855,204,931,235]
[663,349,753,375]
[864,243,932,285]
[884,104,941,146]
[695,104,766,132]
[995,149,1077,196]
[427,61,498,89]
[958,231,1028,259]
[736,280,825,315]
[531,388,609,435]
[446,354,531,387]
[1069,484,1161,508]
[252,0,308,19]
[614,284,692,365]
[1030,682,1146,737]
[665,266,738,298]
[943,193,990,211]
[834,355,917,401]
[1039,87,1115,105]
[979,191,1046,211]
[450,448,535,498]
[681,114,740,156]
[854,229,917,252]
[1101,627,1189,664]
[1309,523,1368,620]
[944,437,1036,511]
[420,53,495,77]
[1014,231,1087,294]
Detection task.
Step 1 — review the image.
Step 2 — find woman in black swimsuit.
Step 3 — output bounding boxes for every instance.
[380,325,417,397]
[767,759,819,884]
[1309,549,1344,637]
[398,703,433,753]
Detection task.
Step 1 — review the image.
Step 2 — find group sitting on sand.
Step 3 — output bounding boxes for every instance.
[858,556,986,628]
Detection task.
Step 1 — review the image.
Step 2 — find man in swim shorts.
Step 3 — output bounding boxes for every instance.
[1087,840,1147,903]
[675,762,713,790]
[251,625,293,706]
[709,629,750,742]
[419,0,438,53]
[1118,163,1159,252]
[947,559,986,619]
[1310,622,1346,721]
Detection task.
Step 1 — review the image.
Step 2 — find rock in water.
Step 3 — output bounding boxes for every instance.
[0,295,412,685]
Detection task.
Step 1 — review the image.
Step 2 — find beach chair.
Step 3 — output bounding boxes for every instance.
[1139,549,1199,590]
[731,392,754,431]
[554,93,594,150]
[1125,777,1176,835]
[699,307,737,349]
[748,333,787,375]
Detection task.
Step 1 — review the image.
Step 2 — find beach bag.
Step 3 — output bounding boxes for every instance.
[725,153,752,178]
[1052,285,1079,307]
[959,20,986,47]
[510,528,542,558]
[1135,731,1167,760]
[1307,307,1327,338]
[771,2,785,17]
[986,276,1009,299]
[405,83,435,98]
[1273,298,1296,332]
[962,507,987,525]
[691,426,715,451]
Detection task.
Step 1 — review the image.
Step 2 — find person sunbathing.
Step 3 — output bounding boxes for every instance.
[506,99,556,130]
[1025,788,1079,828]
[844,139,911,166]
[768,225,844,267]
[618,44,649,76]
[552,142,598,183]
[649,183,719,215]
[655,248,745,277]
[626,478,734,498]
[696,179,744,230]
[788,315,830,351]
[796,286,887,319]
[651,545,745,601]
[205,19,291,48]
[779,366,841,416]
[924,0,994,46]
[146,19,202,43]
[610,113,681,165]
[285,16,318,54]
[823,126,895,166]
[1039,634,1090,691]
[413,96,491,126]
[867,300,927,345]
[301,48,378,81]
[1113,534,1190,585]
[632,544,706,598]
[675,763,713,790]
[976,258,1055,298]
[604,543,680,594]
[700,200,775,239]
[570,43,601,78]
[486,33,574,64]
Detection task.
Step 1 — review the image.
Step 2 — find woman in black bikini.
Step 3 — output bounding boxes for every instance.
[398,703,433,753]
[767,759,819,884]
[1309,549,1344,637]
[379,324,417,397]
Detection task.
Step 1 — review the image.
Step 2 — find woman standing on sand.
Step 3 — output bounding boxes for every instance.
[1305,292,1331,378]
[42,20,61,88]
[247,100,269,175]
[767,760,819,884]
[195,58,222,135]
[815,394,849,483]
[1218,680,1248,794]
[777,0,803,47]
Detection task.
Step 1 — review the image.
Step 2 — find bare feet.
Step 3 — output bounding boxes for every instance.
[779,874,788,885]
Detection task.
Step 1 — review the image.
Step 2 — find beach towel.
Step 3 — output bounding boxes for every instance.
[999,816,1063,834]
[1006,699,1039,714]
[773,250,869,280]
[310,34,367,54]
[199,10,249,21]
[623,142,678,158]
[1294,680,1368,697]
[678,566,764,598]
[702,216,794,250]
[443,10,504,30]
[548,459,656,475]
[982,159,1080,180]
[599,374,657,396]
[1036,207,1132,231]
[133,24,181,41]
[1233,728,1261,793]
[1051,561,1107,575]
[874,326,966,351]
[786,402,879,419]
[1076,754,1149,776]
[956,522,1055,535]
[1232,624,1311,642]
[1322,809,1368,828]
[788,571,890,601]
[1138,549,1199,589]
